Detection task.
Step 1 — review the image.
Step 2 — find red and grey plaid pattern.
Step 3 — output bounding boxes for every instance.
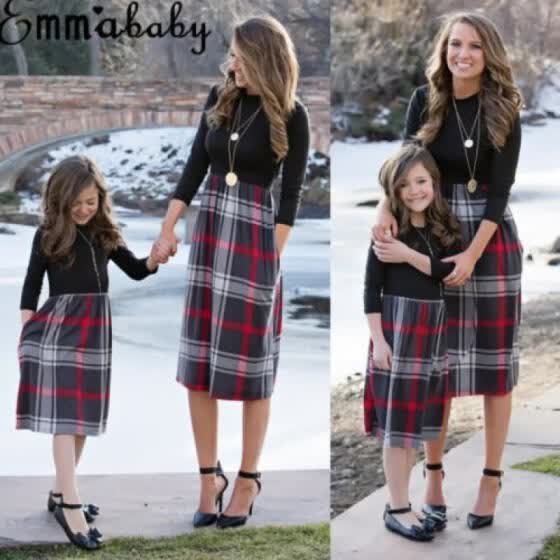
[17,293,112,435]
[363,295,449,449]
[445,184,522,396]
[177,174,282,400]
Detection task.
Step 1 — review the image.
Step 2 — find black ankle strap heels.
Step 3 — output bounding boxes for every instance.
[467,468,503,530]
[193,460,229,528]
[48,490,99,524]
[216,470,262,529]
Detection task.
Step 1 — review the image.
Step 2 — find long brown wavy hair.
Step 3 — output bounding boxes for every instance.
[417,12,523,149]
[41,155,122,265]
[207,15,299,162]
[379,145,461,248]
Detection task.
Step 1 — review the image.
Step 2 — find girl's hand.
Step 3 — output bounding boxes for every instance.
[442,250,477,286]
[373,237,411,264]
[372,337,392,370]
[372,202,398,243]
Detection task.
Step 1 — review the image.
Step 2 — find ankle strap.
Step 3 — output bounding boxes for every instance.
[387,505,412,515]
[425,463,443,471]
[239,470,261,480]
[59,501,84,510]
[199,466,217,475]
[483,468,503,478]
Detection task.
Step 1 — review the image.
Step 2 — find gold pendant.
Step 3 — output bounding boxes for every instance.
[225,172,238,187]
[467,178,478,193]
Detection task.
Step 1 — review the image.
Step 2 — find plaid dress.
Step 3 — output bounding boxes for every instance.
[17,293,112,435]
[177,173,282,400]
[364,295,449,449]
[445,184,523,396]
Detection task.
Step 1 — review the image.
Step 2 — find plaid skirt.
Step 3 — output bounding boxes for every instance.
[445,184,523,396]
[16,293,112,435]
[363,295,449,449]
[177,173,282,400]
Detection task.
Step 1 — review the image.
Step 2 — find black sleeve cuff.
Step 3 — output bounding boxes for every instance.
[483,194,509,224]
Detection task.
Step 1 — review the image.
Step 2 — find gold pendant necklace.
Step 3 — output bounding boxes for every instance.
[226,96,262,188]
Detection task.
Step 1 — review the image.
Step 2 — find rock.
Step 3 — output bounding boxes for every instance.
[84,135,110,147]
[548,257,560,266]
[527,253,533,262]
[0,212,40,226]
[0,225,16,235]
[552,237,560,253]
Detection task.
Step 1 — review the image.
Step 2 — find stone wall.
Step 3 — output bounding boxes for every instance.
[0,76,329,160]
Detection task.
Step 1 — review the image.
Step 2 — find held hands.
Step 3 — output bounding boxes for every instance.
[372,337,392,370]
[373,235,411,264]
[151,229,181,265]
[442,249,477,287]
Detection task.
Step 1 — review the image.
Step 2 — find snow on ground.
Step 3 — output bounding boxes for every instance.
[0,217,330,475]
[331,121,560,384]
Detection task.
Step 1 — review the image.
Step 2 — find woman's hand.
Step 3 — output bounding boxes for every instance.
[373,237,411,264]
[371,198,398,243]
[372,337,392,370]
[442,250,477,286]
[153,230,180,264]
[21,309,34,326]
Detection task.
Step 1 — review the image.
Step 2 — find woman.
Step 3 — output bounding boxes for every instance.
[373,12,523,530]
[153,16,309,529]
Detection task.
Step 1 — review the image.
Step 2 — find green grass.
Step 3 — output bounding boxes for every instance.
[512,454,560,560]
[0,523,329,560]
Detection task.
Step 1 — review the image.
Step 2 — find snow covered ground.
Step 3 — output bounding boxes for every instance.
[331,120,560,384]
[0,216,329,476]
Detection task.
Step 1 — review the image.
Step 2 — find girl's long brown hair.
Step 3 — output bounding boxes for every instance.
[207,15,299,162]
[41,155,122,264]
[417,12,523,149]
[379,144,461,248]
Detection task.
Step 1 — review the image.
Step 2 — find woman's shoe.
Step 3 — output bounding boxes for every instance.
[421,462,447,532]
[383,504,434,542]
[53,500,100,550]
[467,468,503,530]
[193,461,229,528]
[48,491,99,524]
[216,471,261,529]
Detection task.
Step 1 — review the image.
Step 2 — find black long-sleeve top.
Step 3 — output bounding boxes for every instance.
[21,225,156,311]
[404,85,521,223]
[364,227,460,314]
[172,86,310,226]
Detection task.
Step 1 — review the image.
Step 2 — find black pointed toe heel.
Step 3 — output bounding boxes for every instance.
[216,470,261,529]
[421,463,447,532]
[48,491,99,524]
[467,468,503,530]
[193,461,229,528]
[383,504,434,542]
[53,499,100,550]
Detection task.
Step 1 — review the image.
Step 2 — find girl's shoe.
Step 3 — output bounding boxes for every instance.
[193,461,229,528]
[467,468,503,530]
[421,462,447,531]
[53,499,100,550]
[48,491,99,524]
[216,471,261,529]
[383,504,434,542]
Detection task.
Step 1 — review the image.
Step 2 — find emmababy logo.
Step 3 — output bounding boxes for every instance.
[0,0,211,54]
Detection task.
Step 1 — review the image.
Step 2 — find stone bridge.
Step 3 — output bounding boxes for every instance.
[0,76,330,163]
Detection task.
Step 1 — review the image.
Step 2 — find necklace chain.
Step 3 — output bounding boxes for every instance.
[76,228,102,293]
[452,95,481,191]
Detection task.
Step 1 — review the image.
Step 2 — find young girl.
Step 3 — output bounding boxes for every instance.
[363,144,461,541]
[17,155,160,550]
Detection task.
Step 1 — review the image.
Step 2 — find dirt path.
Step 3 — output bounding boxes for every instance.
[331,293,560,517]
